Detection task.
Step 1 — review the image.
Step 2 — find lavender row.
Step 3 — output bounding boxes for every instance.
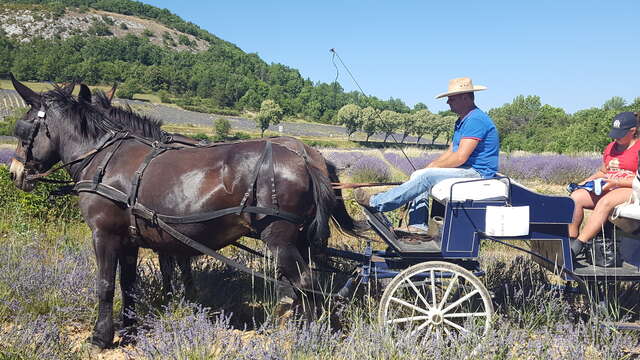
[324,149,602,184]
[0,148,14,165]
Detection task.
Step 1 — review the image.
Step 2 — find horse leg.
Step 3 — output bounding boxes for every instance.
[158,254,176,300]
[91,231,120,349]
[118,246,139,343]
[176,256,196,301]
[262,221,314,321]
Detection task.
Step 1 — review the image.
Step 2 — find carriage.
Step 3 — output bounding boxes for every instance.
[6,75,639,348]
[327,176,640,337]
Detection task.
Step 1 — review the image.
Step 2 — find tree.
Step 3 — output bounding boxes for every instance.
[255,99,283,137]
[399,112,416,143]
[602,96,626,111]
[441,115,457,145]
[360,106,379,142]
[489,95,542,138]
[116,78,142,99]
[411,109,432,144]
[335,104,361,140]
[379,110,402,143]
[413,102,428,112]
[213,118,231,141]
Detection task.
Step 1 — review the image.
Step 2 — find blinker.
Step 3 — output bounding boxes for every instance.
[14,120,34,139]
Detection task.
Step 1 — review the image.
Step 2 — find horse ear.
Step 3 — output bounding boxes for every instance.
[61,81,76,96]
[78,84,92,103]
[106,84,117,103]
[10,73,41,106]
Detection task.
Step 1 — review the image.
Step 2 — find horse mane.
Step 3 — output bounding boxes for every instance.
[92,90,164,140]
[45,86,164,141]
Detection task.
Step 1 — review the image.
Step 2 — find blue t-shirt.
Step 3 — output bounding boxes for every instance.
[451,108,500,178]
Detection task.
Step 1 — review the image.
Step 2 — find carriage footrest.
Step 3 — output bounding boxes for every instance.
[361,206,442,254]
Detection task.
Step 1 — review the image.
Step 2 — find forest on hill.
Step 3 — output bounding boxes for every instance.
[0,0,638,153]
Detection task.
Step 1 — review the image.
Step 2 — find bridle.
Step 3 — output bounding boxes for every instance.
[13,104,48,166]
[12,103,121,185]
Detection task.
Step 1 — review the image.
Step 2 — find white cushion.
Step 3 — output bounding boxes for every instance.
[614,203,640,220]
[431,178,508,202]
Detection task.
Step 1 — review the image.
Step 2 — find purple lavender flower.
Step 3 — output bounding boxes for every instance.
[0,148,14,165]
[383,151,441,175]
[500,154,600,183]
[347,155,391,182]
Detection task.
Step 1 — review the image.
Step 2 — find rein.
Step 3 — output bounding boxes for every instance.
[331,181,402,189]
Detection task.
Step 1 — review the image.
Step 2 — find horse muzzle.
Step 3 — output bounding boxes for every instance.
[9,159,35,192]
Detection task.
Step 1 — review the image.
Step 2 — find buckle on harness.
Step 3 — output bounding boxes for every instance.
[128,225,139,238]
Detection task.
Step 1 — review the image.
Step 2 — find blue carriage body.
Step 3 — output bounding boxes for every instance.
[356,177,640,281]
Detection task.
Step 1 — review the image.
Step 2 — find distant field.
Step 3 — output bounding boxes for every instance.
[0,80,174,107]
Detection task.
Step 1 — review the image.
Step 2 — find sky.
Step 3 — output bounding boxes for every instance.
[143,0,639,114]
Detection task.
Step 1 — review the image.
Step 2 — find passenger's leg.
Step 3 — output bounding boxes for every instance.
[568,189,597,238]
[369,167,480,228]
[578,188,631,242]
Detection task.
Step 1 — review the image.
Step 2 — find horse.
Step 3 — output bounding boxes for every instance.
[79,84,362,301]
[8,75,361,349]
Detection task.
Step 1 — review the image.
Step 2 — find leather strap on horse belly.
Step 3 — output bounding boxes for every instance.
[131,202,334,297]
[128,146,168,238]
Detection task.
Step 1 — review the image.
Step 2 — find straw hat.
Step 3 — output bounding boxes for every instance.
[435,77,487,99]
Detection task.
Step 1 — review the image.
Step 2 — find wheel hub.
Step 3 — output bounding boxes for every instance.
[429,310,444,325]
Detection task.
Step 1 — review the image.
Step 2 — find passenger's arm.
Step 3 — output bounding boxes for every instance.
[580,165,607,184]
[602,177,633,191]
[427,138,479,168]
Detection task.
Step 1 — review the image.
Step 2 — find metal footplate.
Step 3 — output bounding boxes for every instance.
[360,206,441,255]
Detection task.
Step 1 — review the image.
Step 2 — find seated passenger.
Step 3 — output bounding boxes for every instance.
[354,77,500,233]
[569,112,640,256]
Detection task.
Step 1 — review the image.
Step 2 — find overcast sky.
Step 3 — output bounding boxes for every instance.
[143,0,639,114]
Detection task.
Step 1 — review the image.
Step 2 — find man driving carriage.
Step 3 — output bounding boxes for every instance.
[354,77,500,234]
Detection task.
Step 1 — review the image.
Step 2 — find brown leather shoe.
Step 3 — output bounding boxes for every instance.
[396,225,429,235]
[353,188,373,208]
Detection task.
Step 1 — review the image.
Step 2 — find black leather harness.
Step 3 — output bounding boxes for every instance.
[69,134,335,296]
[73,136,306,239]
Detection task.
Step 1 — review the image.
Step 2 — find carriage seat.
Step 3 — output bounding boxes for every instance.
[613,202,640,220]
[431,178,509,203]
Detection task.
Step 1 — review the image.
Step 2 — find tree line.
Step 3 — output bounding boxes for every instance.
[335,104,457,144]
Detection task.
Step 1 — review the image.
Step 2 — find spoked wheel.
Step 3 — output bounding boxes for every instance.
[378,261,493,340]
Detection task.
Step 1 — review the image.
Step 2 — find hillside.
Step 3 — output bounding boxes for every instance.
[0,5,209,52]
[0,0,412,125]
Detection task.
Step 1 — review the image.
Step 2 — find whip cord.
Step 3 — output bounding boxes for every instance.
[329,48,417,171]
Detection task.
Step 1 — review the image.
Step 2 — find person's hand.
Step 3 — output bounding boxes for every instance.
[602,179,618,192]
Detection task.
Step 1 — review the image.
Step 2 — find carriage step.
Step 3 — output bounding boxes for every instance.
[361,206,442,254]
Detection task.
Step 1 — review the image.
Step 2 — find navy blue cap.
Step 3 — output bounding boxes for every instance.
[609,112,638,139]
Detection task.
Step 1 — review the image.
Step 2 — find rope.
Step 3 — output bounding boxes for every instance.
[329,48,418,171]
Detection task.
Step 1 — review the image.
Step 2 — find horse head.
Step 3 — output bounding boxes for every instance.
[9,74,74,191]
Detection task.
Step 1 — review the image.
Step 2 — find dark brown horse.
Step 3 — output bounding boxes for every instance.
[80,84,361,299]
[8,75,360,349]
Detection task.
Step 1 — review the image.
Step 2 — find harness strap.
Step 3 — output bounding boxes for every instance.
[130,203,334,297]
[92,137,125,190]
[127,146,168,238]
[128,146,167,206]
[238,140,272,212]
[267,141,279,214]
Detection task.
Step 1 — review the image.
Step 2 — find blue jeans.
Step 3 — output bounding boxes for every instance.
[369,167,481,229]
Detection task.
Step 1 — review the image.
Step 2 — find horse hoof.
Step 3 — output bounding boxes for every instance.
[88,335,112,350]
[79,340,106,356]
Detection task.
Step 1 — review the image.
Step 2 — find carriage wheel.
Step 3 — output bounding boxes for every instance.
[378,261,493,340]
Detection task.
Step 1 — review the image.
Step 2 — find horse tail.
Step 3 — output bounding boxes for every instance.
[325,160,368,236]
[305,162,336,249]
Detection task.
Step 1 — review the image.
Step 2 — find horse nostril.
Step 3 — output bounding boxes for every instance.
[9,172,15,181]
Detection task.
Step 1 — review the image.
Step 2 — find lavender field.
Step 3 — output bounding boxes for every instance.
[0,148,638,359]
[323,148,601,186]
